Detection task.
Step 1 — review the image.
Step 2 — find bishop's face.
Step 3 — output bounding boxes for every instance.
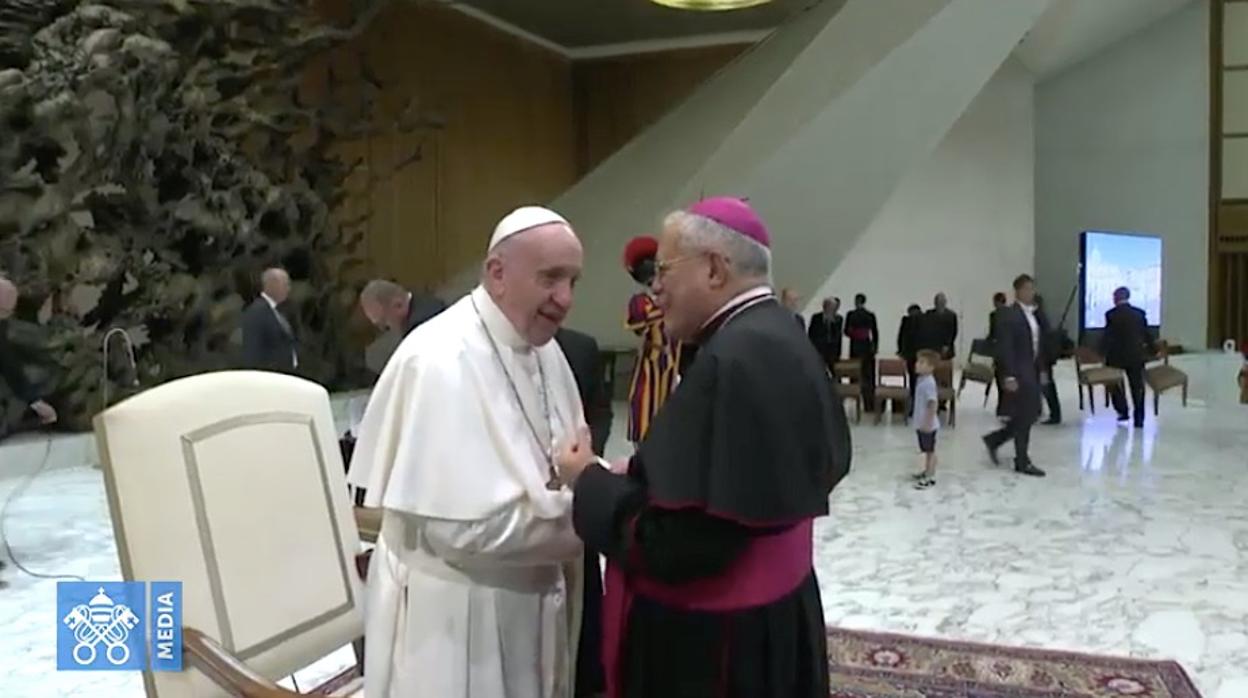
[492,224,583,346]
[652,224,717,342]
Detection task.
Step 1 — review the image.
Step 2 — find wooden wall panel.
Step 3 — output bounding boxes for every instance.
[572,45,748,175]
[1212,0,1248,345]
[304,0,577,291]
[301,2,748,290]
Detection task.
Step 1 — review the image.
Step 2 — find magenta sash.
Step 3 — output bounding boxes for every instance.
[600,518,814,698]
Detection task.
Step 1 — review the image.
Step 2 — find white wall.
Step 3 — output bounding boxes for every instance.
[1035,0,1208,348]
[808,58,1036,356]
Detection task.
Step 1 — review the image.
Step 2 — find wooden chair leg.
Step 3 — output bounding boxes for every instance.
[983,381,991,407]
[1079,383,1085,410]
[1154,390,1160,416]
[1089,386,1096,414]
[1182,382,1188,407]
[950,399,957,427]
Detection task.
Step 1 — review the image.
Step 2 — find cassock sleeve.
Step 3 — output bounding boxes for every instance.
[419,492,583,567]
[573,464,751,585]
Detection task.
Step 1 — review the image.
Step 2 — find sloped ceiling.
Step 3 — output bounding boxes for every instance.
[1014,0,1195,78]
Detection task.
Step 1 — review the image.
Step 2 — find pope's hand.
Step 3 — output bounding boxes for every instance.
[555,427,595,486]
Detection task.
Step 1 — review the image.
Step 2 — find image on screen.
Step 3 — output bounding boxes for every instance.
[1080,231,1162,330]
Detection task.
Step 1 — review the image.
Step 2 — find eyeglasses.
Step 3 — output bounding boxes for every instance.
[655,252,718,279]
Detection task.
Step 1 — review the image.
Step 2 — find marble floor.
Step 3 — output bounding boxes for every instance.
[0,365,1245,697]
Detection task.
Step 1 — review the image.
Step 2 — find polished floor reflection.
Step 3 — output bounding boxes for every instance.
[0,368,1245,697]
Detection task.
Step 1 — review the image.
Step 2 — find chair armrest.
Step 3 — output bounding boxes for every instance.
[183,627,304,698]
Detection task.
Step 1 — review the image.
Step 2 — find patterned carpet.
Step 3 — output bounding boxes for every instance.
[829,628,1203,697]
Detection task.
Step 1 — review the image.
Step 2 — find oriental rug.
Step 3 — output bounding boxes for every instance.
[828,627,1202,697]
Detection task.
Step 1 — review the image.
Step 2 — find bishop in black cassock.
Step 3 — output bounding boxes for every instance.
[556,197,851,698]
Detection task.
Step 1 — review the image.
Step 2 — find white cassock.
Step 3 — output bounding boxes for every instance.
[348,285,586,698]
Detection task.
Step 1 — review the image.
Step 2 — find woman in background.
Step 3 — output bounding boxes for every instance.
[623,236,683,446]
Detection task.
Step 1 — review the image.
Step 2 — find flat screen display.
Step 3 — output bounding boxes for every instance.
[1080,231,1162,329]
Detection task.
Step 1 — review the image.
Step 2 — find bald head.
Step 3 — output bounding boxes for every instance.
[482,221,583,346]
[261,268,290,304]
[359,279,410,331]
[0,277,16,320]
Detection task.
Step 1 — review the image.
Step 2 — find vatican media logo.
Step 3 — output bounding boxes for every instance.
[57,581,182,672]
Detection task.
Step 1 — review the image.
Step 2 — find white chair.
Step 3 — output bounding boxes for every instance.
[94,370,365,697]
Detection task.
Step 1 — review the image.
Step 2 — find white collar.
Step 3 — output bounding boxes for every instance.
[261,293,279,309]
[471,286,531,350]
[700,285,773,331]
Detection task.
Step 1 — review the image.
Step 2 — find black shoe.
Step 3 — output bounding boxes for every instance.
[982,436,1000,466]
[1042,418,1061,425]
[1015,462,1046,477]
[1133,421,1144,429]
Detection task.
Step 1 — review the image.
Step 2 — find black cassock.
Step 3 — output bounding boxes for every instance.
[573,292,851,698]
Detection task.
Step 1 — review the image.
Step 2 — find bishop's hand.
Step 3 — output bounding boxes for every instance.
[554,426,596,487]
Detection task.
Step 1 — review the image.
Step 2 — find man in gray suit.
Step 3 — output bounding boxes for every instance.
[982,274,1047,478]
[241,268,298,373]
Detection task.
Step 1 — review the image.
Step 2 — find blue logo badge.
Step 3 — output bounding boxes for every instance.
[58,582,146,671]
[57,581,183,672]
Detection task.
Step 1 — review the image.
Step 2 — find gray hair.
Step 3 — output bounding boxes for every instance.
[664,210,771,280]
[360,279,407,305]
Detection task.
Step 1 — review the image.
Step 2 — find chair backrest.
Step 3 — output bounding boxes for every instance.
[933,360,954,388]
[877,358,908,384]
[94,371,364,698]
[1075,346,1104,369]
[833,359,862,383]
[969,338,994,359]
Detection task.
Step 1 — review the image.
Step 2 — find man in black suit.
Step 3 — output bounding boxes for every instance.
[844,293,879,411]
[982,274,1046,477]
[1100,286,1156,428]
[0,276,57,588]
[358,279,448,337]
[925,292,958,359]
[0,277,57,427]
[241,268,298,373]
[1034,294,1061,425]
[807,296,843,368]
[554,327,612,698]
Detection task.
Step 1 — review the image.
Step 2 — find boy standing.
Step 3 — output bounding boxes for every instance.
[913,349,941,489]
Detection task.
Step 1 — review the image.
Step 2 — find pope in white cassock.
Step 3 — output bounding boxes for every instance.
[347,206,590,698]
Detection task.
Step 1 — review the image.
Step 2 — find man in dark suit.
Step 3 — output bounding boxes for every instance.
[844,293,879,411]
[925,292,958,359]
[982,274,1046,478]
[241,267,298,373]
[807,296,843,368]
[0,277,57,427]
[1034,294,1062,425]
[1100,286,1156,428]
[359,279,448,337]
[987,292,1008,418]
[554,326,612,698]
[0,276,57,588]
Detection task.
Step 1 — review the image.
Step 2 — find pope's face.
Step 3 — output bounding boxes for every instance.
[493,224,583,346]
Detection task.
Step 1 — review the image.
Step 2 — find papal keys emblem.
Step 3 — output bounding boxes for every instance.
[62,587,141,666]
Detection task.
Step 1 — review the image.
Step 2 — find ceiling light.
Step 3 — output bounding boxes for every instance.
[649,0,772,11]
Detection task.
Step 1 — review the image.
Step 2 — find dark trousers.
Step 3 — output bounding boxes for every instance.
[985,380,1038,466]
[985,416,1034,467]
[1109,364,1146,426]
[856,355,876,411]
[1041,374,1061,423]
